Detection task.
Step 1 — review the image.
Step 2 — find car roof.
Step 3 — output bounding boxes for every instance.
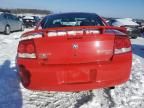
[0,12,8,15]
[0,12,12,15]
[46,12,99,18]
[23,16,34,20]
[113,18,139,26]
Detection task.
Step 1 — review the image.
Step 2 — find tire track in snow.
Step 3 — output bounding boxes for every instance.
[21,88,93,108]
[109,55,144,108]
[78,56,144,108]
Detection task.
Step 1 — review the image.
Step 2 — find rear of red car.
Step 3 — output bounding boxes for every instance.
[17,13,132,91]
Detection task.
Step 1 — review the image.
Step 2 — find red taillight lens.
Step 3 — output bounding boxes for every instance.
[26,44,35,53]
[18,44,25,53]
[114,36,131,54]
[123,38,131,48]
[18,40,36,58]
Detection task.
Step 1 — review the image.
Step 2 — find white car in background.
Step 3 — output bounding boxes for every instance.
[22,16,40,28]
[108,18,140,39]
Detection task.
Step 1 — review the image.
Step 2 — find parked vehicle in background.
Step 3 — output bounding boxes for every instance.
[33,16,41,26]
[108,18,141,39]
[23,16,40,28]
[17,12,132,91]
[18,16,24,22]
[137,21,144,34]
[0,12,24,35]
[22,16,35,28]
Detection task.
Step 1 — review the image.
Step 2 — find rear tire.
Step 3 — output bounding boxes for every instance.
[5,26,11,35]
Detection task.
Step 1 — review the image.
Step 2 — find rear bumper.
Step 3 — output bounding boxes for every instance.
[17,52,132,92]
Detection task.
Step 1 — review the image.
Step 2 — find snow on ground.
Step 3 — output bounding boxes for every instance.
[0,30,144,108]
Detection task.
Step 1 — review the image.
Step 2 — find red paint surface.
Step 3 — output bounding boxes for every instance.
[17,26,132,91]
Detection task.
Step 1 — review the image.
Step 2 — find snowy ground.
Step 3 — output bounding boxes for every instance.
[0,29,144,108]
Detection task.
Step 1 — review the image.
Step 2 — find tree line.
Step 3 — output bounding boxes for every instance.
[0,8,52,15]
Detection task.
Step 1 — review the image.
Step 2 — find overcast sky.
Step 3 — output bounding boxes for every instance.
[0,0,144,19]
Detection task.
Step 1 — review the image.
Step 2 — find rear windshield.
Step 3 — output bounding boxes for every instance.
[41,13,105,29]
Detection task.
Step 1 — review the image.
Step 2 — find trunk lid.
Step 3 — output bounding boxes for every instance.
[34,29,115,64]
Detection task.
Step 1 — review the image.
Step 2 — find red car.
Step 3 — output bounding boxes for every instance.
[17,13,132,91]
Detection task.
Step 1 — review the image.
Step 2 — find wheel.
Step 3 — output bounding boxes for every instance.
[5,26,11,35]
[21,24,25,31]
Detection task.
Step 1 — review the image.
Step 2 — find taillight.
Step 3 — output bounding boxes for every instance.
[18,40,36,58]
[114,36,131,54]
[26,44,35,53]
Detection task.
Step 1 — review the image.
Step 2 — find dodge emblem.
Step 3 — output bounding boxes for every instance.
[73,44,79,49]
